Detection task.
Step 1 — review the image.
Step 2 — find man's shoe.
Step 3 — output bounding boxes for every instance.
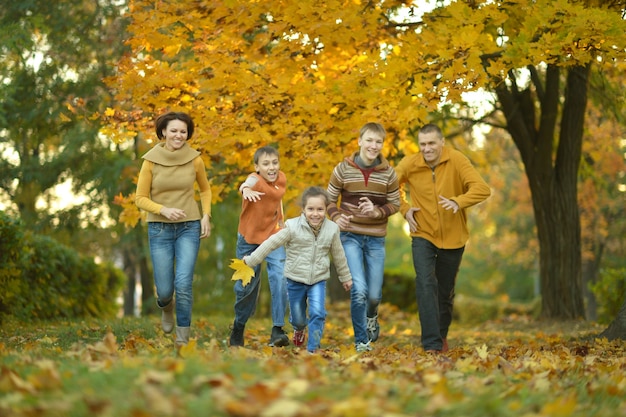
[269,326,290,347]
[356,341,373,352]
[366,315,380,342]
[442,338,449,353]
[293,329,305,347]
[229,323,244,347]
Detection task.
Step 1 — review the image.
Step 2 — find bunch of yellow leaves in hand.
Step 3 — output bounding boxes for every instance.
[229,258,254,287]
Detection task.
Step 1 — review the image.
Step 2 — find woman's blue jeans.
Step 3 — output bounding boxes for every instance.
[287,279,326,352]
[148,221,201,328]
[233,234,287,328]
[411,237,464,351]
[341,232,386,345]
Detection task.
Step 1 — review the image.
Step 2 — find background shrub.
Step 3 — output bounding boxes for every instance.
[589,267,626,324]
[0,211,125,322]
[0,213,24,319]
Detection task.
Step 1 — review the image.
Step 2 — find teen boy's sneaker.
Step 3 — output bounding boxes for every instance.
[366,315,380,342]
[293,329,305,347]
[356,341,373,352]
[269,326,290,347]
[229,323,244,347]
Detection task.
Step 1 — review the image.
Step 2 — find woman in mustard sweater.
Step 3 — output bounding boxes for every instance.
[135,112,211,347]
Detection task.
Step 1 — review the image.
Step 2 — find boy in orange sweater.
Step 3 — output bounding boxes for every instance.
[229,146,289,347]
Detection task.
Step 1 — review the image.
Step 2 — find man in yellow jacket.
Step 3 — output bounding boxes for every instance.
[395,123,491,353]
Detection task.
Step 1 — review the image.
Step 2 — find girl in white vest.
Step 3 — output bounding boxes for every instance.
[243,187,352,353]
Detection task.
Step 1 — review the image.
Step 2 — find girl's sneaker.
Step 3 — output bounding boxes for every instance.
[293,329,305,347]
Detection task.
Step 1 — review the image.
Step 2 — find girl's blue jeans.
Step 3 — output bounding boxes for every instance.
[287,279,327,352]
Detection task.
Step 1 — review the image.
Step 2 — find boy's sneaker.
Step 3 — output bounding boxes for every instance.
[293,329,305,347]
[229,323,244,347]
[366,315,380,342]
[356,341,373,352]
[269,326,290,347]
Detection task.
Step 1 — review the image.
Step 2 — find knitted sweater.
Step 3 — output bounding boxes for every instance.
[244,214,352,285]
[135,142,212,222]
[394,147,490,249]
[237,171,286,244]
[327,152,400,237]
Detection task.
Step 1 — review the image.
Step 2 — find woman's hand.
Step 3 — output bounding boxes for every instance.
[160,207,186,221]
[342,279,353,292]
[200,214,211,238]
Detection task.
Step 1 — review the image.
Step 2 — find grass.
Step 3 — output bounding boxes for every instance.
[1,302,624,417]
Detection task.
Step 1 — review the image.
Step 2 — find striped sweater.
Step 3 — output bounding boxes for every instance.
[327,152,400,237]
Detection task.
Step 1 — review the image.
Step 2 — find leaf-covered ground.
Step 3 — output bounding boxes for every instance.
[1,303,624,417]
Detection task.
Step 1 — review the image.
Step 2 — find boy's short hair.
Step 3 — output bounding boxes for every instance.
[300,186,329,207]
[254,146,280,164]
[359,122,386,140]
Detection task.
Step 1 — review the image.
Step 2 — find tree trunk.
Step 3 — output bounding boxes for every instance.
[581,253,601,321]
[139,234,155,315]
[494,64,588,319]
[122,249,136,317]
[599,299,626,341]
[15,178,41,228]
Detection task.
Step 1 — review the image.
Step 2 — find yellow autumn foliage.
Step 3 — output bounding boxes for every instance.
[102,0,626,224]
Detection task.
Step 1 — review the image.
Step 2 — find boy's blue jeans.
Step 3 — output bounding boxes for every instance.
[148,221,201,327]
[233,234,287,328]
[411,237,464,351]
[340,232,386,345]
[287,279,327,352]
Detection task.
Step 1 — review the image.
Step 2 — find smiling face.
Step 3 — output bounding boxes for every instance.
[254,152,280,183]
[358,129,384,166]
[162,119,189,151]
[417,131,444,167]
[303,196,327,227]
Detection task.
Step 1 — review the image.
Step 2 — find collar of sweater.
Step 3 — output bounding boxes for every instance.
[142,142,200,166]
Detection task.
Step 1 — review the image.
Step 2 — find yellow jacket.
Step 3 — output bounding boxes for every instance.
[394,147,490,249]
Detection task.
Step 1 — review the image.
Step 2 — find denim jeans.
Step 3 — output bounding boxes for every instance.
[287,279,326,352]
[233,234,287,328]
[148,221,201,328]
[341,232,386,345]
[411,237,464,350]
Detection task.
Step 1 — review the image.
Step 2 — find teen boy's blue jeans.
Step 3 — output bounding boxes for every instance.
[148,221,201,328]
[234,234,287,328]
[287,279,326,353]
[340,232,386,345]
[411,237,464,351]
